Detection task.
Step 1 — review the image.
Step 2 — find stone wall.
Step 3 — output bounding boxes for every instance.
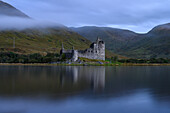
[60,37,105,61]
[77,38,105,61]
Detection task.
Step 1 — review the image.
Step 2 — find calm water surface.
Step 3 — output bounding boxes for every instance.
[0,66,170,113]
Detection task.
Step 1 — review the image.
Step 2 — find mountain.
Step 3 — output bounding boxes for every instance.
[0,1,29,18]
[71,27,139,52]
[0,1,91,55]
[121,24,170,58]
[71,25,170,59]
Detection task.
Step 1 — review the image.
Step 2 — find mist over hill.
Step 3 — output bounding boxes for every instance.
[0,1,125,58]
[0,1,91,55]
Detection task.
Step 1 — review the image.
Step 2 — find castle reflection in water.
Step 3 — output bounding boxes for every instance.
[0,66,105,95]
[60,66,105,90]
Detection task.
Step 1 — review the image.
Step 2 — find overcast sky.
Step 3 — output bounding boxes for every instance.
[3,0,170,33]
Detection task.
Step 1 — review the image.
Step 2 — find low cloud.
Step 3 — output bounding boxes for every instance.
[0,15,63,30]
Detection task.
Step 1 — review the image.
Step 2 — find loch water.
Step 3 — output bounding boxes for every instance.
[0,66,170,113]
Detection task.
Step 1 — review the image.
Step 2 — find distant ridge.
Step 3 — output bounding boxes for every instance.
[71,24,170,59]
[0,1,29,18]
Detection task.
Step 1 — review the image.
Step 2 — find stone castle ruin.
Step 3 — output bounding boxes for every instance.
[60,37,105,61]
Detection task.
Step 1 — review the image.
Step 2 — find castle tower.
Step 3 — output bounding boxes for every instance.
[62,42,64,50]
[96,37,105,60]
[60,42,64,55]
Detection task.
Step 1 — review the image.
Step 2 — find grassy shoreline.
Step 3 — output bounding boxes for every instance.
[0,63,170,66]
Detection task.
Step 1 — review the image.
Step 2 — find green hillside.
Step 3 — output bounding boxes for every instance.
[120,24,170,58]
[71,25,170,59]
[0,28,91,54]
[0,28,127,59]
[71,26,139,52]
[0,1,91,55]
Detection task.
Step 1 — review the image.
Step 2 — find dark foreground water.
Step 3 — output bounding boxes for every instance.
[0,66,170,113]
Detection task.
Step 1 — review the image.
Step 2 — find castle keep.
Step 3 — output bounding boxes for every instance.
[60,37,105,61]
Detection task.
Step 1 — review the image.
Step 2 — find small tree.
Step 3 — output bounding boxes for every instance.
[111,56,118,63]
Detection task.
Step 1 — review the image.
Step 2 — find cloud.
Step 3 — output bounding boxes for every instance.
[0,15,62,30]
[3,0,170,33]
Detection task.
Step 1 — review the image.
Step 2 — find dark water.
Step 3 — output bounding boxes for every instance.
[0,66,170,113]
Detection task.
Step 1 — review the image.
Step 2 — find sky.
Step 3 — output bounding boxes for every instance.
[3,0,170,33]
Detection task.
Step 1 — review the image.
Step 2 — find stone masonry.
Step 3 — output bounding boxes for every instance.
[60,37,105,61]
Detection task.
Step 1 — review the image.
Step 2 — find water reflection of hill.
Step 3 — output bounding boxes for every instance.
[0,66,105,96]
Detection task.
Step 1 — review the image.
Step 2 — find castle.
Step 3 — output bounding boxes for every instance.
[60,37,105,61]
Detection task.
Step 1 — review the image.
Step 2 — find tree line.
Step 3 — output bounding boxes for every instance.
[0,52,169,63]
[0,52,60,63]
[108,56,170,64]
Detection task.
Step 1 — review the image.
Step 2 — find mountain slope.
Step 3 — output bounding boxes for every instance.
[121,24,170,58]
[71,26,139,52]
[0,1,29,18]
[0,1,91,55]
[71,25,170,59]
[0,27,91,54]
